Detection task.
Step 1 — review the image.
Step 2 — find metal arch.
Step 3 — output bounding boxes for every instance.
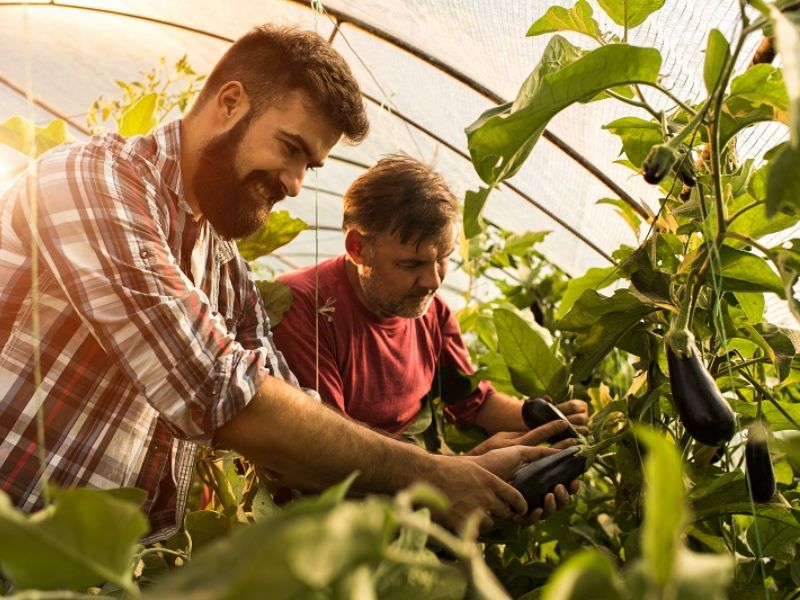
[360,92,615,264]
[0,0,651,222]
[287,0,654,222]
[0,0,628,263]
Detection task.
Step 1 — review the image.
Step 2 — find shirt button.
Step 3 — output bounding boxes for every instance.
[140,249,149,259]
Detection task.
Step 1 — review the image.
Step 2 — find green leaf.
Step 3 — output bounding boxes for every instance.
[255,279,292,327]
[753,322,797,381]
[527,0,602,40]
[560,290,655,381]
[0,116,72,158]
[733,398,800,431]
[766,144,800,216]
[237,210,308,261]
[118,92,159,137]
[707,245,784,295]
[556,266,620,320]
[746,508,800,561]
[704,29,731,94]
[633,426,685,589]
[732,291,765,324]
[596,197,643,236]
[148,497,390,598]
[540,549,625,600]
[502,230,549,256]
[0,488,147,592]
[185,510,232,551]
[720,65,789,149]
[464,186,491,239]
[558,288,649,332]
[596,0,666,29]
[603,116,663,167]
[493,307,568,399]
[467,38,662,185]
[772,6,800,145]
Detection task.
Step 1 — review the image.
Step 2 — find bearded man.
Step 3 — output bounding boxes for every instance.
[273,154,588,453]
[0,26,556,542]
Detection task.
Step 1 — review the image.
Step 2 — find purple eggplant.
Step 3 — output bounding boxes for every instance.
[666,343,736,446]
[509,446,586,512]
[745,423,776,503]
[521,396,579,443]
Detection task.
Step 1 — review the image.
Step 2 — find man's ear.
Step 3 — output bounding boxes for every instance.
[216,81,250,124]
[344,230,367,265]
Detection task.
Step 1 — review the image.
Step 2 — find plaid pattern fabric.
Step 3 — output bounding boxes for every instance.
[0,121,296,543]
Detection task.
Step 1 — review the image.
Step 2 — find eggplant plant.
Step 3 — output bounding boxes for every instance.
[461,0,800,597]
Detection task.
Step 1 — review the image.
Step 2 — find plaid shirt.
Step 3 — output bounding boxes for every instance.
[0,121,296,543]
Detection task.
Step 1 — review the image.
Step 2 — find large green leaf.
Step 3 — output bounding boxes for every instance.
[596,0,665,29]
[766,144,800,216]
[704,29,731,94]
[555,266,620,320]
[147,496,390,599]
[603,116,663,167]
[527,0,602,40]
[493,307,568,399]
[237,210,308,261]
[559,289,655,381]
[634,426,685,589]
[118,92,159,137]
[745,508,800,561]
[540,548,625,600]
[706,245,785,295]
[728,178,799,240]
[0,488,147,592]
[720,65,789,149]
[467,37,661,185]
[0,116,72,158]
[558,288,649,332]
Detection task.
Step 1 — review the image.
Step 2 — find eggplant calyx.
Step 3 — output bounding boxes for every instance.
[665,329,696,359]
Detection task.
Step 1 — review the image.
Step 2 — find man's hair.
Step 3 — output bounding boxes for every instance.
[195,25,368,143]
[342,153,460,246]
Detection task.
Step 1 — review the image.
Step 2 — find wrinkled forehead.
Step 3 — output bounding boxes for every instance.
[373,224,457,257]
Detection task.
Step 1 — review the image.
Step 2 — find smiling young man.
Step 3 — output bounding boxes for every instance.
[273,154,589,452]
[0,26,555,542]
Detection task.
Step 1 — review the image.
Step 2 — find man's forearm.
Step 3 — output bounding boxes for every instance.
[214,374,438,493]
[474,391,527,434]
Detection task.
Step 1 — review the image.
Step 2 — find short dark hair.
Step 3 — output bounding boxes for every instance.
[196,25,368,143]
[342,153,460,246]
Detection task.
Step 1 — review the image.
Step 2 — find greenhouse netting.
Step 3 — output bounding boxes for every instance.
[1,1,800,598]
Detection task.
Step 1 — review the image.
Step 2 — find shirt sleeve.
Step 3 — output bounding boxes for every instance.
[25,145,272,441]
[437,303,495,428]
[232,257,299,387]
[271,279,347,414]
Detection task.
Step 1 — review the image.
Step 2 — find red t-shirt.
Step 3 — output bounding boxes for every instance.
[273,256,494,435]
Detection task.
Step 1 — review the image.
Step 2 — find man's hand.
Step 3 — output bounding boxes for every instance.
[466,419,575,456]
[462,445,578,528]
[555,399,589,433]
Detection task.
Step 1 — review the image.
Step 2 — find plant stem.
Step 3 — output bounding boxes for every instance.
[606,89,662,120]
[726,200,761,227]
[739,371,800,429]
[721,230,773,256]
[643,83,697,115]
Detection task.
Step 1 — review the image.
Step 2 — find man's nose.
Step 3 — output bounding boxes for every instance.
[279,165,304,197]
[417,264,442,290]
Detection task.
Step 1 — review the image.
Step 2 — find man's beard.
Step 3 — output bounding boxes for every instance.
[193,111,285,240]
[360,266,434,319]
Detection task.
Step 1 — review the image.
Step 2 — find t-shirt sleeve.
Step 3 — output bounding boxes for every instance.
[271,277,347,414]
[25,146,275,441]
[437,304,495,428]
